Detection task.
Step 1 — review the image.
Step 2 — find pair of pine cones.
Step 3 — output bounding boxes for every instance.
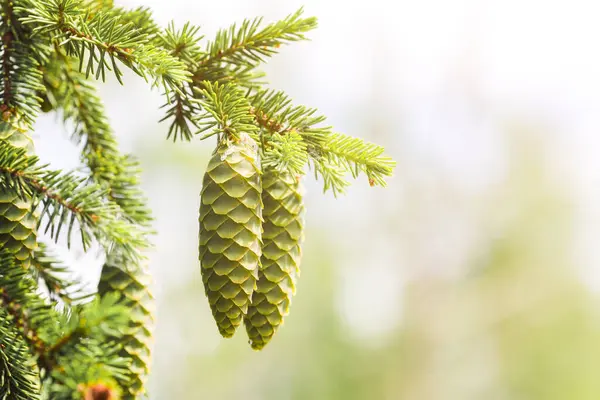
[199,134,304,350]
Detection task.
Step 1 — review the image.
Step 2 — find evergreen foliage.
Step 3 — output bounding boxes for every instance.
[0,1,394,398]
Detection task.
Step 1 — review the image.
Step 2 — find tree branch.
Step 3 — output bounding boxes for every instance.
[0,141,147,258]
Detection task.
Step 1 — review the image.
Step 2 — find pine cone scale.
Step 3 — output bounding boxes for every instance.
[0,125,38,269]
[244,169,304,350]
[98,262,154,398]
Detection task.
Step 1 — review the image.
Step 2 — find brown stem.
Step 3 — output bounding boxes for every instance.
[249,107,289,135]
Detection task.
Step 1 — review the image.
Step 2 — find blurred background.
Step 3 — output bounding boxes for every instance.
[31,0,600,399]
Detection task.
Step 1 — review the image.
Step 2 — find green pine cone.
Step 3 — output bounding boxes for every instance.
[98,262,155,399]
[199,137,262,338]
[244,169,304,350]
[0,122,37,269]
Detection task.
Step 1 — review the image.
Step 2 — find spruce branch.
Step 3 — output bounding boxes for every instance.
[320,133,396,187]
[48,339,127,400]
[163,64,264,141]
[38,293,130,395]
[108,6,160,40]
[249,89,331,147]
[43,49,152,228]
[249,89,396,192]
[1,272,128,386]
[31,243,89,304]
[159,18,274,141]
[21,0,190,90]
[0,277,48,362]
[248,90,352,193]
[261,131,308,175]
[44,293,128,362]
[159,22,262,142]
[161,87,197,141]
[197,7,316,71]
[161,8,312,141]
[195,81,258,141]
[0,309,42,400]
[161,21,204,65]
[0,0,45,127]
[0,251,60,372]
[309,156,350,196]
[156,22,203,141]
[0,140,147,259]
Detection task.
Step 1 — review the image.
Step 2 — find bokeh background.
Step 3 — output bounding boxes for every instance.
[32,0,600,399]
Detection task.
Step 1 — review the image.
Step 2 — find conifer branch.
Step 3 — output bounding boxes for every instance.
[0,251,59,373]
[31,244,89,304]
[309,156,351,196]
[0,0,44,126]
[11,291,131,397]
[0,274,129,390]
[248,89,331,150]
[261,131,308,175]
[249,89,396,192]
[159,22,265,141]
[160,8,310,142]
[196,7,316,71]
[48,338,127,399]
[21,0,190,90]
[43,49,153,228]
[0,285,47,359]
[161,21,204,65]
[0,309,42,400]
[163,64,264,141]
[156,22,202,141]
[161,88,197,141]
[193,85,396,191]
[320,133,396,187]
[0,140,147,259]
[195,81,258,141]
[44,294,129,367]
[109,6,160,40]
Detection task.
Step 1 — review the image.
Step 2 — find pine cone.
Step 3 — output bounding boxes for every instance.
[199,137,262,338]
[0,122,37,269]
[244,169,304,350]
[98,262,154,399]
